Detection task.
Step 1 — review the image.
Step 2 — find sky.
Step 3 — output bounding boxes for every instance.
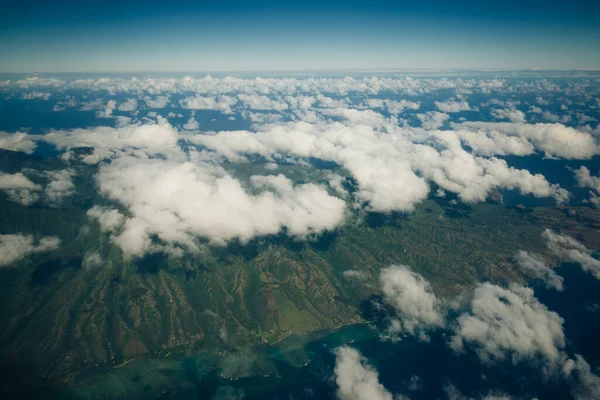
[1,0,599,72]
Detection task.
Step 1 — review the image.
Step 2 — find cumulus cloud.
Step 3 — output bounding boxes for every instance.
[563,355,600,400]
[0,171,41,205]
[144,95,170,108]
[435,99,471,113]
[87,206,125,232]
[190,122,432,212]
[416,111,449,130]
[44,169,75,203]
[450,283,565,370]
[0,132,37,154]
[514,250,564,291]
[42,116,181,163]
[413,131,569,205]
[573,166,600,207]
[96,99,117,118]
[238,94,289,111]
[542,229,600,280]
[182,116,200,131]
[192,119,568,210]
[490,108,526,123]
[316,94,349,108]
[20,91,51,100]
[333,346,393,400]
[573,167,598,186]
[456,122,599,159]
[454,129,534,157]
[379,265,444,337]
[96,157,346,256]
[0,234,61,267]
[322,108,388,126]
[179,95,238,114]
[365,98,420,115]
[118,98,138,112]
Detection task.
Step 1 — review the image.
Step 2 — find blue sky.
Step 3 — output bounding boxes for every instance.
[1,0,599,72]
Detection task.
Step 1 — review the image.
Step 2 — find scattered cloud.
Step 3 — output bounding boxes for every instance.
[543,229,600,280]
[0,171,41,205]
[435,99,471,113]
[96,157,346,256]
[450,283,565,371]
[456,122,599,159]
[118,98,138,112]
[334,346,393,400]
[514,250,563,291]
[0,132,37,154]
[379,265,444,338]
[0,234,60,267]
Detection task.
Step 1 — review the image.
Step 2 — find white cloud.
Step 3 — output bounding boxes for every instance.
[321,108,388,126]
[87,206,125,232]
[0,132,37,154]
[456,122,599,159]
[78,98,104,111]
[144,95,170,108]
[42,116,181,163]
[238,94,289,111]
[20,91,51,100]
[180,95,238,114]
[455,129,534,157]
[574,166,600,194]
[13,76,64,88]
[414,131,569,205]
[192,120,567,211]
[118,98,138,112]
[333,346,393,400]
[44,169,75,203]
[183,116,200,131]
[490,108,526,123]
[316,94,349,109]
[543,229,600,280]
[96,157,346,256]
[416,111,449,130]
[0,234,61,267]
[380,265,444,337]
[435,99,471,113]
[0,172,41,205]
[563,355,600,400]
[450,283,565,370]
[365,98,420,115]
[96,99,117,118]
[514,250,564,291]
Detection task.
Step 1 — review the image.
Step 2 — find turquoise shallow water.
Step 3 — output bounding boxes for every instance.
[6,262,595,400]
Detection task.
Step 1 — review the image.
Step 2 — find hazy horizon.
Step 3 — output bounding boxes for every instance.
[2,0,599,73]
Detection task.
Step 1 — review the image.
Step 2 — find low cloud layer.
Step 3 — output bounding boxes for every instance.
[0,234,61,267]
[95,157,346,256]
[0,132,37,154]
[514,250,564,291]
[0,169,75,206]
[379,265,444,337]
[450,283,565,370]
[0,172,41,205]
[334,346,393,400]
[456,122,599,159]
[543,229,600,280]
